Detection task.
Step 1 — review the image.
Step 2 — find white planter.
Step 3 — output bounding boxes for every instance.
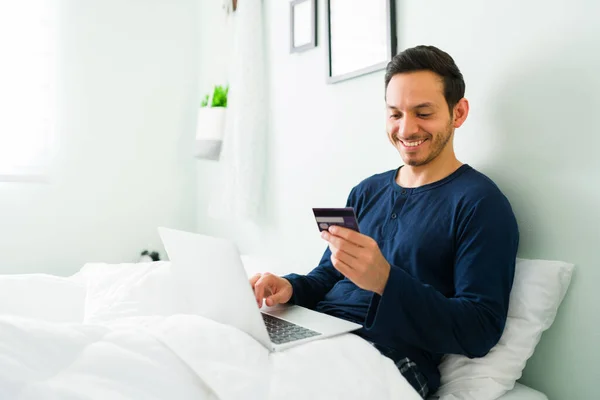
[194,107,227,160]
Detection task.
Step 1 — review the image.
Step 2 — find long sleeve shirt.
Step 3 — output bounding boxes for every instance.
[283,164,519,393]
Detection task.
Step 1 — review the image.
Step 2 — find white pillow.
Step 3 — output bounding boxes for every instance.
[77,261,192,323]
[432,258,574,400]
[0,274,86,323]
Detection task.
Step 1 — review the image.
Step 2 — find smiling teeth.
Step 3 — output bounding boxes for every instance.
[404,140,424,147]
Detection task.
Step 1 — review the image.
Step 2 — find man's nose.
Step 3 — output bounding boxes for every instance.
[397,116,419,137]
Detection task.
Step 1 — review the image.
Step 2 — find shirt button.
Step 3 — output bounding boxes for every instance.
[401,189,407,195]
[391,213,397,219]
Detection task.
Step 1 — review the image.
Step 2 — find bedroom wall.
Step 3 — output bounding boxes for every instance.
[196,0,599,398]
[0,0,199,276]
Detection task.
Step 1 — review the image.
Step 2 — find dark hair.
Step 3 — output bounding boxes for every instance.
[384,45,465,112]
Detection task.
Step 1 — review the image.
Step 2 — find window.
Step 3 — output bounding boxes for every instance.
[0,1,56,182]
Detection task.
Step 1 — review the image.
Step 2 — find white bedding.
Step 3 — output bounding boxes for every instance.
[0,262,421,400]
[497,383,548,400]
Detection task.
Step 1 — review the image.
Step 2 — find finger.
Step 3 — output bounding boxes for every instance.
[254,276,268,306]
[265,291,284,307]
[322,231,361,258]
[249,273,261,288]
[328,225,369,247]
[254,276,275,307]
[330,254,356,281]
[328,243,357,270]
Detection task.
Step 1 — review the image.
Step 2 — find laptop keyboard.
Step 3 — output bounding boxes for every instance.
[261,313,321,345]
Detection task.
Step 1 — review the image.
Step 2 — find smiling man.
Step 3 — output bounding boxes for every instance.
[250,45,519,398]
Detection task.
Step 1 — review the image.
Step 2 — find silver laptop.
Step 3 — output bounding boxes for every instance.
[158,227,362,352]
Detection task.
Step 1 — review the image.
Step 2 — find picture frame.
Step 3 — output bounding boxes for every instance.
[290,0,317,53]
[325,0,397,84]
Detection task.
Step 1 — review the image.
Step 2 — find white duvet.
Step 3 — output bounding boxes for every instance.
[0,262,421,400]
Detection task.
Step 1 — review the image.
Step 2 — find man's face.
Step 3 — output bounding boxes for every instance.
[385,71,455,167]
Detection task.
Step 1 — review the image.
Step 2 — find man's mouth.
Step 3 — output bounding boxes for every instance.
[400,139,427,148]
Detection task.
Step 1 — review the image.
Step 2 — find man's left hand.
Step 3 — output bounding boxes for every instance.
[321,225,390,295]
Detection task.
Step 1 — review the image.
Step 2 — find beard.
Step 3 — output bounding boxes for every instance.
[398,120,454,167]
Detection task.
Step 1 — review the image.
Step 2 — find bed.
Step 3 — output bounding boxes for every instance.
[0,257,568,400]
[0,262,421,400]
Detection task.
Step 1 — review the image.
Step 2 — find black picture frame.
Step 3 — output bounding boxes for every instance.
[290,0,317,53]
[325,0,397,84]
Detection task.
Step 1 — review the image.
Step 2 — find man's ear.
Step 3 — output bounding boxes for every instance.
[452,98,469,129]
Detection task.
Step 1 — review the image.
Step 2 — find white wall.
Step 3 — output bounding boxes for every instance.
[0,0,198,276]
[197,0,600,398]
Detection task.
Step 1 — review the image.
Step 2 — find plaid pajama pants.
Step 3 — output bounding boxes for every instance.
[370,342,429,399]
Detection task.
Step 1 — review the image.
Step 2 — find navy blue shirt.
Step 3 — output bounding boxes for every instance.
[283,165,519,393]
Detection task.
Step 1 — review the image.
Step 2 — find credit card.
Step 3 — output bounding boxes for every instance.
[312,207,360,233]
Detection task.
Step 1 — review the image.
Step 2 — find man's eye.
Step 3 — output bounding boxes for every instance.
[417,113,432,118]
[390,114,401,119]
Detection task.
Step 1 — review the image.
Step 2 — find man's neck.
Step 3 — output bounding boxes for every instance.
[396,157,463,188]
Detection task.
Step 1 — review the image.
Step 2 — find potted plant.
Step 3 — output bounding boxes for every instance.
[194,84,229,160]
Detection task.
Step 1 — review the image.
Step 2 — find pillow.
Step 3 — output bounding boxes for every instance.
[77,261,192,323]
[432,258,574,400]
[0,274,86,323]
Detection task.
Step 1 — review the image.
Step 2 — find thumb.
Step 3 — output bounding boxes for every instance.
[265,292,284,307]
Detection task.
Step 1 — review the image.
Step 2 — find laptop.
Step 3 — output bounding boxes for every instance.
[158,227,362,352]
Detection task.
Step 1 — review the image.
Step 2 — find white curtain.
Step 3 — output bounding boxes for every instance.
[0,0,55,177]
[208,0,268,223]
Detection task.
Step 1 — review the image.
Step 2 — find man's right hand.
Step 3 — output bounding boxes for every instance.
[249,272,293,308]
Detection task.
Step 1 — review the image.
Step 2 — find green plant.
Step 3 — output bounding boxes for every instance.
[211,85,228,107]
[200,85,229,108]
[200,94,209,107]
